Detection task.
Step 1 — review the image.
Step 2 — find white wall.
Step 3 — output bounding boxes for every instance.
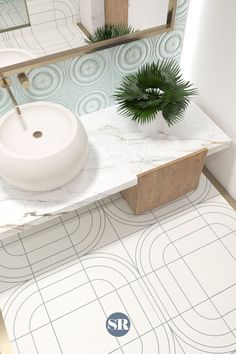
[181,0,236,199]
[129,0,169,30]
[79,0,104,33]
[91,0,104,31]
[79,0,92,32]
[79,0,169,34]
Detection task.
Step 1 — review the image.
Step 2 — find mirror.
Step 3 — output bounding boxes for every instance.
[0,0,30,33]
[104,0,170,31]
[0,0,177,75]
[82,0,170,38]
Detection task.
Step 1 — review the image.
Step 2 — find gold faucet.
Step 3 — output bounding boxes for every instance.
[17,72,30,90]
[0,76,22,117]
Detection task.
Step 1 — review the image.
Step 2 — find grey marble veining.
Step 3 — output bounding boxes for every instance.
[0,102,231,239]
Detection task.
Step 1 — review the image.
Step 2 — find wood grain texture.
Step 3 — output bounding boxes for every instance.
[105,0,128,26]
[122,148,208,214]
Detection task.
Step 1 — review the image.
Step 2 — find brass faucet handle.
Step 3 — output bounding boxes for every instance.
[17,72,30,90]
[0,76,11,88]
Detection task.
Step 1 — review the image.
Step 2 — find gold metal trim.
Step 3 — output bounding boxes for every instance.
[77,23,91,37]
[0,77,11,88]
[167,0,178,26]
[203,167,236,211]
[0,310,13,354]
[0,0,177,76]
[17,72,30,89]
[0,23,30,34]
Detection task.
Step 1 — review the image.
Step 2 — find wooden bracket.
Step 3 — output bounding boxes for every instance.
[121,148,208,214]
[0,76,11,88]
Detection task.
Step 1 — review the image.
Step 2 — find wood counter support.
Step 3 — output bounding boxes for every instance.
[121,148,208,214]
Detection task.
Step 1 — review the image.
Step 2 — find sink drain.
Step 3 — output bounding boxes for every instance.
[33,131,43,138]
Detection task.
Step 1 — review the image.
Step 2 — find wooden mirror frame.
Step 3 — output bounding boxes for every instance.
[0,0,177,77]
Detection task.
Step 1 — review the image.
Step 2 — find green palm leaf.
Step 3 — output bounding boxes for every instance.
[86,23,138,43]
[114,60,198,125]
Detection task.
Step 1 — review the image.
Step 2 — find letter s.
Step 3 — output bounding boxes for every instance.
[107,319,117,331]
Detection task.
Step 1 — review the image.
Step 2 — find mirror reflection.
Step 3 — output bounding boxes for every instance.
[0,0,30,33]
[104,0,169,31]
[84,0,170,43]
[0,0,176,71]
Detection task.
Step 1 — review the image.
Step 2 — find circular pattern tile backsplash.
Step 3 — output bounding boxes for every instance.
[0,0,190,117]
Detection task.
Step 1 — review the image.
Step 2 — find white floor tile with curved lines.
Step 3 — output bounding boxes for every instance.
[0,174,236,353]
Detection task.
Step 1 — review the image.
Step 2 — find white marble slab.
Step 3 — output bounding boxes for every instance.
[0,102,231,239]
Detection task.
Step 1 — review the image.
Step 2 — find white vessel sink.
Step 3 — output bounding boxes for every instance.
[0,48,36,67]
[0,102,89,191]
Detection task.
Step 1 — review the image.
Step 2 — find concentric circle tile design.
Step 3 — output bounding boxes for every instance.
[0,0,191,116]
[22,64,65,100]
[154,26,184,60]
[176,0,190,23]
[0,89,11,115]
[68,52,110,86]
[75,90,110,116]
[113,39,152,74]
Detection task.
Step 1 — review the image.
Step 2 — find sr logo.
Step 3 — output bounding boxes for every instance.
[106,312,131,337]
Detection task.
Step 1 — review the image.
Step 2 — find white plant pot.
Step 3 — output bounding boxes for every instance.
[140,112,169,134]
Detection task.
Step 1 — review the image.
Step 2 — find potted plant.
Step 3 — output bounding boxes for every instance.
[86,23,138,43]
[114,60,197,132]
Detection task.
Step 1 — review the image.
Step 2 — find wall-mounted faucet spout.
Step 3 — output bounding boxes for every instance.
[0,76,22,117]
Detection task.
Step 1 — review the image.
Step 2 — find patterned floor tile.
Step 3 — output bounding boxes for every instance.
[101,196,157,239]
[20,221,77,277]
[152,196,193,224]
[0,240,32,293]
[61,206,120,256]
[187,174,220,205]
[0,174,236,353]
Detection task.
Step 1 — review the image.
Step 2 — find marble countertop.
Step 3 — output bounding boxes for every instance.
[0,102,231,239]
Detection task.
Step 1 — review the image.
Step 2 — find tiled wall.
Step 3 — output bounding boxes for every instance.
[26,0,80,27]
[0,0,190,117]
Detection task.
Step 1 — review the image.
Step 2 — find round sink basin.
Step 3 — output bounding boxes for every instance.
[0,48,36,67]
[0,102,89,191]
